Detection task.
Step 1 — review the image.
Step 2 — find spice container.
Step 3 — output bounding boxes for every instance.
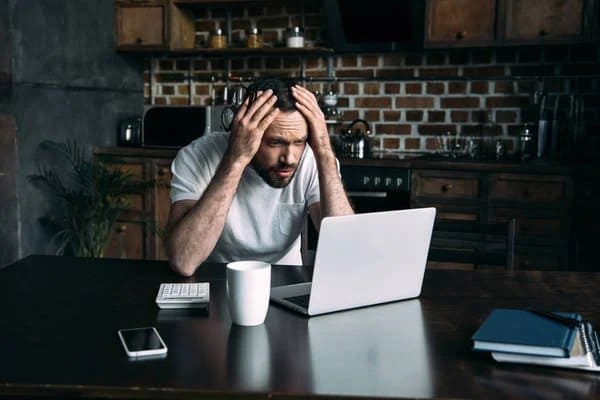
[209,28,227,49]
[246,27,263,48]
[286,26,305,48]
[519,123,534,161]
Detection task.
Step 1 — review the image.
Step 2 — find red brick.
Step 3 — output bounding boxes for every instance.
[155,73,185,83]
[405,83,422,94]
[383,111,401,121]
[361,55,379,67]
[395,97,434,108]
[265,57,282,69]
[305,70,327,78]
[496,110,517,123]
[194,84,209,95]
[382,54,403,66]
[419,67,459,77]
[344,83,358,95]
[305,57,322,69]
[170,97,190,105]
[426,52,446,65]
[404,138,421,150]
[231,20,251,30]
[343,110,359,121]
[376,69,414,79]
[406,110,424,121]
[382,138,401,149]
[462,125,502,136]
[257,16,289,28]
[440,97,480,108]
[177,85,189,95]
[195,20,214,32]
[339,55,358,67]
[363,83,380,95]
[355,97,391,108]
[463,66,505,78]
[337,97,350,107]
[428,111,446,122]
[471,81,489,94]
[418,124,456,135]
[451,111,469,122]
[336,69,375,78]
[247,57,262,69]
[231,59,244,70]
[384,83,400,94]
[425,137,439,150]
[375,124,411,135]
[283,58,301,69]
[448,81,466,94]
[211,59,225,70]
[154,97,167,105]
[494,81,514,94]
[485,96,529,108]
[404,54,423,66]
[511,65,554,76]
[426,82,445,94]
[364,110,380,121]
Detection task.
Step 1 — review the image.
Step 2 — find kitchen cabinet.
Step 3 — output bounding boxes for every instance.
[115,0,195,51]
[504,0,585,42]
[95,148,176,260]
[425,0,497,47]
[411,168,573,270]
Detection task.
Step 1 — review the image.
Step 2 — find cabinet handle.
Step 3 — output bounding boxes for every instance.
[135,37,143,44]
[441,184,453,192]
[117,225,127,233]
[455,31,465,40]
[159,167,169,176]
[539,29,547,37]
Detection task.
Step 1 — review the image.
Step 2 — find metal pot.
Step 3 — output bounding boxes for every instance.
[339,119,372,158]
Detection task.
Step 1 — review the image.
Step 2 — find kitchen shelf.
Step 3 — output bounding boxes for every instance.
[165,47,334,57]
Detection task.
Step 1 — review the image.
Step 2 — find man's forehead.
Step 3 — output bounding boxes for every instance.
[264,111,308,139]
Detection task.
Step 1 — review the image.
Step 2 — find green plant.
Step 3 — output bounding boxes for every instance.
[29,140,157,257]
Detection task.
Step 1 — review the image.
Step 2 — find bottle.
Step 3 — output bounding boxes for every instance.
[286,26,305,48]
[519,124,534,161]
[246,27,263,48]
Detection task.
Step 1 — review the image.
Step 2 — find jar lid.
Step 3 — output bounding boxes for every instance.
[213,28,224,36]
[286,26,304,33]
[246,27,262,35]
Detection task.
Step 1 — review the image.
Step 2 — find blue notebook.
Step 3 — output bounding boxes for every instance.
[472,308,581,357]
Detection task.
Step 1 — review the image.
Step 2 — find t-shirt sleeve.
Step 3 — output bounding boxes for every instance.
[170,143,214,204]
[304,149,321,207]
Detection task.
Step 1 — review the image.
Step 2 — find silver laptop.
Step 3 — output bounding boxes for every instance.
[270,207,436,316]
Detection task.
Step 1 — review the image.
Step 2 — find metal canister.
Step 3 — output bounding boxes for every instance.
[209,28,227,49]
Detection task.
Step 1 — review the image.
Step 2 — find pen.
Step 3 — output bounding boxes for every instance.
[526,307,582,328]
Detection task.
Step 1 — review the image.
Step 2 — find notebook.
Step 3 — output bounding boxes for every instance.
[270,207,436,316]
[473,308,600,372]
[472,308,581,357]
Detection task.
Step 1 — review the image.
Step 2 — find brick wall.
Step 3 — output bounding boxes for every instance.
[143,5,600,156]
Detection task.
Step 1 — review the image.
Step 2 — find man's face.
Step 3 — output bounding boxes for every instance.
[251,111,308,188]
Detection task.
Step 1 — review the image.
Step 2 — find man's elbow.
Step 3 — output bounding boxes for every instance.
[168,256,197,277]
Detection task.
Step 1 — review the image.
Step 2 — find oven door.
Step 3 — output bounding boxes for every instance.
[346,190,410,213]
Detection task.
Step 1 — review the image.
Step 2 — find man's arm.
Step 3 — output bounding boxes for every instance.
[292,85,353,230]
[166,90,279,276]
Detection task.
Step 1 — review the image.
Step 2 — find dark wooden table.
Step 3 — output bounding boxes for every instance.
[2,255,600,399]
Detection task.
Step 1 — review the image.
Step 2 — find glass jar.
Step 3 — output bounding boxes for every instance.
[209,28,227,49]
[286,26,305,48]
[246,27,263,48]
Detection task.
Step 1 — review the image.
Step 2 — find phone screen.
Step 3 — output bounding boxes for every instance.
[119,327,166,353]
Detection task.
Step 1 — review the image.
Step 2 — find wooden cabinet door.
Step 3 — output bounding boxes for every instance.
[115,2,167,49]
[154,162,172,260]
[426,0,497,46]
[504,0,585,42]
[104,221,146,259]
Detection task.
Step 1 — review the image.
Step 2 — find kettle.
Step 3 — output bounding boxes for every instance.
[339,119,372,158]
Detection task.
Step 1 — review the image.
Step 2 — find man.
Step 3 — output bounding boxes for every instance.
[166,78,353,277]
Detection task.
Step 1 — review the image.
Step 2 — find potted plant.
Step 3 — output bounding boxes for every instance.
[29,140,159,257]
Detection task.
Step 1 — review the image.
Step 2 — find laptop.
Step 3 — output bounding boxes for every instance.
[270,207,436,316]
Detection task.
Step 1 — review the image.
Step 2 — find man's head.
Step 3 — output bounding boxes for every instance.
[244,78,308,188]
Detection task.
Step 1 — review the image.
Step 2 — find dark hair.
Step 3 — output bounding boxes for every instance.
[244,77,297,111]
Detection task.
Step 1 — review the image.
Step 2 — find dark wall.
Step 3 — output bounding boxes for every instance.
[1,0,144,265]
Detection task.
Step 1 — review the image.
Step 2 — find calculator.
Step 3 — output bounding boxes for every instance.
[155,283,210,309]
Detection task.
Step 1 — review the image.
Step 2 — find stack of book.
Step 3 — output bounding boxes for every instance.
[472,308,600,372]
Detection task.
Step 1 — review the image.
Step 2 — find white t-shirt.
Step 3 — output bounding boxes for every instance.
[170,132,320,265]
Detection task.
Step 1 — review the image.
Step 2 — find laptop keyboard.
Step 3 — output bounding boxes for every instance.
[284,294,310,309]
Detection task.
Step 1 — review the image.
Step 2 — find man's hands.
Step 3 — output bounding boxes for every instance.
[291,85,333,158]
[227,89,279,165]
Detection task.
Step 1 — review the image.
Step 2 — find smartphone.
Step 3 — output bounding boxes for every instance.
[117,327,168,358]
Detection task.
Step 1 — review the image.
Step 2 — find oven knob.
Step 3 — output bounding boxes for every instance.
[385,177,392,187]
[374,177,381,186]
[363,176,370,186]
[396,178,403,187]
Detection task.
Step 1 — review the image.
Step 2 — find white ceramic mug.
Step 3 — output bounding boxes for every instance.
[226,261,271,326]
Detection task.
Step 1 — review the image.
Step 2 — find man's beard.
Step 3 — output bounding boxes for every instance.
[251,160,299,188]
